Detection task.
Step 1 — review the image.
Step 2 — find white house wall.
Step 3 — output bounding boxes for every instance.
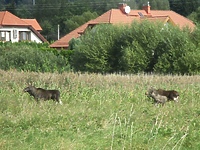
[30,31,42,43]
[0,26,42,43]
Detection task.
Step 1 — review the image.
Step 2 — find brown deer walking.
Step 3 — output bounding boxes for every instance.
[24,85,63,105]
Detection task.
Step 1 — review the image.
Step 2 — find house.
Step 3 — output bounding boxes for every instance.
[50,2,195,49]
[0,11,47,43]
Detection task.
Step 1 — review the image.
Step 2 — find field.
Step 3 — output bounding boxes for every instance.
[0,70,200,150]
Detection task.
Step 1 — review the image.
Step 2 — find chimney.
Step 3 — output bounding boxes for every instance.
[118,3,127,14]
[143,1,151,14]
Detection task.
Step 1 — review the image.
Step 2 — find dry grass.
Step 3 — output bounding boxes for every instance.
[0,70,200,149]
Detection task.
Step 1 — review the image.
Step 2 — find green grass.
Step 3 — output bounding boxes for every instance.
[0,70,200,149]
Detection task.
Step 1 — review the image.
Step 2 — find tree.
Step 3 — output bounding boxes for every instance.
[188,6,200,24]
[169,0,200,16]
[5,0,16,15]
[63,11,98,34]
[137,0,170,10]
[40,20,56,42]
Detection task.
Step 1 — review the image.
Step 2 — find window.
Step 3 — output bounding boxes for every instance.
[19,31,31,41]
[0,31,11,41]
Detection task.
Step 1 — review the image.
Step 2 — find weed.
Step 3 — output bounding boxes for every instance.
[0,70,200,149]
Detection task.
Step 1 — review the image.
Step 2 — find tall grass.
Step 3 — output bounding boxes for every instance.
[0,70,200,149]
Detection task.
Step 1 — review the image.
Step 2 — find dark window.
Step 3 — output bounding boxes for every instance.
[19,31,31,41]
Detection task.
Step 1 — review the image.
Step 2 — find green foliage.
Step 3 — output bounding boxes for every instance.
[187,7,200,24]
[5,0,16,15]
[120,41,148,73]
[169,0,200,17]
[0,42,70,73]
[138,0,170,10]
[40,20,56,41]
[70,21,200,75]
[64,11,98,35]
[189,25,200,49]
[70,24,121,73]
[154,27,196,74]
[176,48,200,74]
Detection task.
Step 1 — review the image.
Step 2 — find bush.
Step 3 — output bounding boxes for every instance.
[70,24,122,73]
[0,42,70,73]
[153,27,196,74]
[69,21,200,75]
[119,41,148,73]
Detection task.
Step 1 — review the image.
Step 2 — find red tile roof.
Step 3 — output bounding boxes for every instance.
[0,11,28,26]
[50,7,196,49]
[21,19,42,31]
[149,10,195,29]
[0,11,43,31]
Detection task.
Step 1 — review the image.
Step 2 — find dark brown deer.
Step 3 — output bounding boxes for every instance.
[156,88,179,102]
[146,87,179,105]
[24,85,62,105]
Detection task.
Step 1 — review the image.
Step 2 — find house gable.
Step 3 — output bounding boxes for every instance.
[0,11,47,43]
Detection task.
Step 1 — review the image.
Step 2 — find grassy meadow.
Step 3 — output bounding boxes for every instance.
[0,70,200,150]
